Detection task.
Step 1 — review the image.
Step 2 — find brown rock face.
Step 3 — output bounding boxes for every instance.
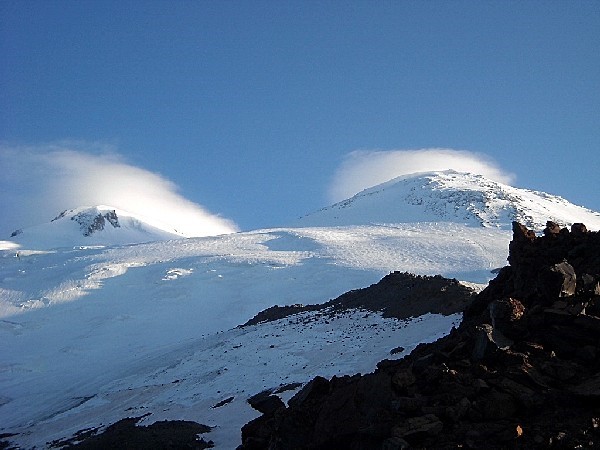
[239,222,600,449]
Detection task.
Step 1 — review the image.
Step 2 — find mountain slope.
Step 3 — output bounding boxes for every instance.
[0,228,471,448]
[1,174,599,448]
[6,206,186,249]
[299,170,600,230]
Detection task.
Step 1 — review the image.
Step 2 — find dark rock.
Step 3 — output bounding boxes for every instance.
[242,272,476,326]
[247,391,285,415]
[474,390,518,420]
[392,368,416,391]
[471,324,513,361]
[580,273,600,296]
[287,376,330,408]
[489,297,526,339]
[571,223,588,235]
[381,436,410,449]
[211,396,234,408]
[544,221,562,237]
[55,416,213,449]
[391,414,443,439]
[538,261,576,300]
[569,374,600,399]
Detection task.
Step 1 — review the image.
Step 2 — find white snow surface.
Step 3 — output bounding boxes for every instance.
[1,172,599,448]
[299,170,600,231]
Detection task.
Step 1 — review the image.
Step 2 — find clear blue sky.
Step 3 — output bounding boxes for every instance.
[1,0,599,232]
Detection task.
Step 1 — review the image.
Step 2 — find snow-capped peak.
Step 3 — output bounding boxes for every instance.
[299,170,600,230]
[5,206,186,250]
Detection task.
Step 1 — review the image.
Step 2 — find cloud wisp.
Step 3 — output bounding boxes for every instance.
[0,143,239,238]
[328,148,516,203]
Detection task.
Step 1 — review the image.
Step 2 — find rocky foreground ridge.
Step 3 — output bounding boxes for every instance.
[240,221,600,449]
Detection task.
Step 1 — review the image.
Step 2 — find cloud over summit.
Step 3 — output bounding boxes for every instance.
[0,144,239,237]
[328,148,515,202]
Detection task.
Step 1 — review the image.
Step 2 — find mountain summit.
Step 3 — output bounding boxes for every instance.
[7,206,184,249]
[299,171,600,230]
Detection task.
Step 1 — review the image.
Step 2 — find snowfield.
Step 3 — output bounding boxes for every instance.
[0,224,502,448]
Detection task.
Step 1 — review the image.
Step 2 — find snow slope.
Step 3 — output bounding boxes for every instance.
[299,170,600,231]
[1,172,599,448]
[0,226,500,448]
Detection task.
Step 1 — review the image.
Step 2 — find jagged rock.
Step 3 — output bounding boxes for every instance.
[471,324,513,361]
[544,221,562,237]
[536,261,577,301]
[71,209,121,236]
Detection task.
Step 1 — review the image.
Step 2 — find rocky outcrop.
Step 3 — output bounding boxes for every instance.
[72,209,121,236]
[242,272,475,326]
[239,221,600,449]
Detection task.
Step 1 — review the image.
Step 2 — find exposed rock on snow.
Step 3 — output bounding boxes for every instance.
[71,209,121,236]
[242,272,476,326]
[48,416,214,449]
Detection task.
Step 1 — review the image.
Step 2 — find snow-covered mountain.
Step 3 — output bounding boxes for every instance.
[1,171,599,448]
[299,170,600,230]
[6,206,186,249]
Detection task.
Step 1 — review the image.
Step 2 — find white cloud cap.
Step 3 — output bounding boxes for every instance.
[328,148,515,202]
[0,143,239,237]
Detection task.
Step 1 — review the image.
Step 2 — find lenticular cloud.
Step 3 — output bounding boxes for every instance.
[328,148,516,203]
[0,144,238,237]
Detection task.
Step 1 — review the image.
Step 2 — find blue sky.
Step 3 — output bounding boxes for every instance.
[1,1,599,234]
